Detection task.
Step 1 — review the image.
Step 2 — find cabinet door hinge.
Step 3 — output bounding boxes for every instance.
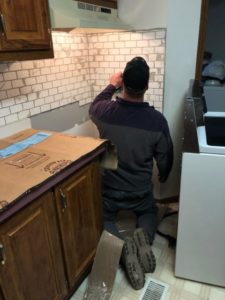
[0,14,6,35]
[0,244,6,265]
[59,188,67,211]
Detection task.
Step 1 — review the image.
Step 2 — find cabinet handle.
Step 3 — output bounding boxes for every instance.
[59,189,67,211]
[0,14,6,35]
[0,244,6,265]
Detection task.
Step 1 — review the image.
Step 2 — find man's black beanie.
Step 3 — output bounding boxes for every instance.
[123,57,150,92]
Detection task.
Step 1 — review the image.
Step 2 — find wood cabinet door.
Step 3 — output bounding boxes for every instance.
[0,192,67,300]
[54,161,102,288]
[0,0,52,51]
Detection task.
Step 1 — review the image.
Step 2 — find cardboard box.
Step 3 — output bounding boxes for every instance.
[0,129,116,213]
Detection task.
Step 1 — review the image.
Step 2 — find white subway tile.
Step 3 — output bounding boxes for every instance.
[22,61,34,69]
[47,74,56,81]
[5,113,18,124]
[156,31,166,39]
[131,48,142,55]
[107,34,118,42]
[103,42,114,49]
[18,110,30,119]
[44,59,54,67]
[0,107,10,117]
[120,48,130,55]
[28,93,38,101]
[30,107,41,116]
[114,41,125,48]
[155,61,164,68]
[156,47,165,54]
[38,90,48,98]
[25,77,36,85]
[0,91,7,100]
[34,60,45,68]
[43,82,53,90]
[41,67,51,75]
[98,35,108,42]
[0,117,6,126]
[45,96,54,104]
[49,88,58,96]
[137,40,149,47]
[20,86,32,95]
[0,81,12,90]
[10,104,23,113]
[32,84,42,92]
[8,62,21,71]
[3,72,17,81]
[41,104,51,112]
[7,88,20,98]
[54,94,63,101]
[36,75,47,84]
[30,69,41,76]
[131,33,143,41]
[125,41,137,48]
[35,98,45,107]
[2,98,15,107]
[114,55,125,62]
[17,70,29,78]
[15,95,27,103]
[50,101,60,109]
[12,79,24,88]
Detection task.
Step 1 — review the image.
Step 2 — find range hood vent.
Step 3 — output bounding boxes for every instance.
[49,0,131,32]
[77,2,111,14]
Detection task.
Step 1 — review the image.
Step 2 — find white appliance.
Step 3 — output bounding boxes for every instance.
[175,127,225,287]
[48,0,131,31]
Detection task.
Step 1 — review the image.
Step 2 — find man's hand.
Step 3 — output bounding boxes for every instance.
[110,72,123,89]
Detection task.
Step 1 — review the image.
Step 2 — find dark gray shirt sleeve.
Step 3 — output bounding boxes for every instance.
[154,121,173,182]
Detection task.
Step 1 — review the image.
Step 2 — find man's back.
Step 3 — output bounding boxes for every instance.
[89,84,173,192]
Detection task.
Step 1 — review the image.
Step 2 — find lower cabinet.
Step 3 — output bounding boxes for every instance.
[0,192,67,300]
[54,160,102,289]
[0,160,102,300]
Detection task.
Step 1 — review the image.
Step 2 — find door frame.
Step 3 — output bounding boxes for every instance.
[195,0,209,81]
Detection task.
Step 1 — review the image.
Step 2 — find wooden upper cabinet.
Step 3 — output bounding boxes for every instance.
[0,0,53,60]
[0,0,51,51]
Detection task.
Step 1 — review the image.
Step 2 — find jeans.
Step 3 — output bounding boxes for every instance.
[102,187,158,243]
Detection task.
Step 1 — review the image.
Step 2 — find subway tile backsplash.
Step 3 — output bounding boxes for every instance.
[0,29,166,127]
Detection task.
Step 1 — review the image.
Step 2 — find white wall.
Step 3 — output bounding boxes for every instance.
[119,0,202,198]
[118,0,167,29]
[162,0,201,197]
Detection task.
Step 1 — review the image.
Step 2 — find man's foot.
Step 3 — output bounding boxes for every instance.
[133,228,156,273]
[121,237,145,290]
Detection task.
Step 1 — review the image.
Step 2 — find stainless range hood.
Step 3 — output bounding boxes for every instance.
[48,0,131,32]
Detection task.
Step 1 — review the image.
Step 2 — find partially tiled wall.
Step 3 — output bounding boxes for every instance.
[0,29,166,127]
